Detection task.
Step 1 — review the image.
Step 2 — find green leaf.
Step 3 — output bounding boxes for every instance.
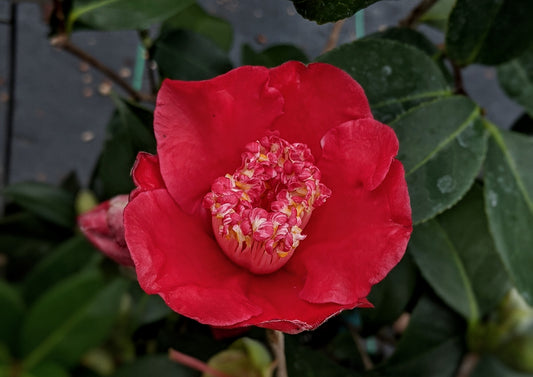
[0,280,24,349]
[484,124,533,305]
[360,253,418,329]
[113,355,196,377]
[446,0,533,66]
[471,356,533,377]
[153,29,232,81]
[390,96,487,223]
[317,39,452,123]
[419,0,455,32]
[92,98,155,199]
[2,183,75,229]
[161,3,233,52]
[377,294,465,377]
[68,0,194,32]
[290,0,381,24]
[498,47,533,118]
[409,184,510,320]
[241,44,309,67]
[366,28,453,86]
[20,270,127,369]
[23,236,101,303]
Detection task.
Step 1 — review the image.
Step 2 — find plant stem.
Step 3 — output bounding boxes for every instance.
[50,35,155,103]
[452,61,467,96]
[168,348,233,377]
[322,19,346,53]
[399,0,438,28]
[266,329,288,377]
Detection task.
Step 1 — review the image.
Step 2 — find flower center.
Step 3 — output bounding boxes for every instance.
[203,134,331,274]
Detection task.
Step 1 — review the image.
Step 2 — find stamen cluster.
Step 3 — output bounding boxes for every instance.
[204,134,331,267]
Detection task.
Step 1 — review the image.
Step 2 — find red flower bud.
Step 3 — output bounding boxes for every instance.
[78,194,133,267]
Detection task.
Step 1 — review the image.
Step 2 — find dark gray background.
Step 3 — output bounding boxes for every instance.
[0,0,521,187]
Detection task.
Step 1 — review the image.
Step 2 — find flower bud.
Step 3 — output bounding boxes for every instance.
[78,194,133,266]
[203,337,273,377]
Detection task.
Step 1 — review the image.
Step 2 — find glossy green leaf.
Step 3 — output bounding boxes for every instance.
[290,0,381,24]
[366,28,453,86]
[446,0,533,66]
[161,3,233,52]
[471,356,533,377]
[92,98,155,199]
[419,0,455,32]
[498,47,533,118]
[317,39,452,123]
[153,29,232,81]
[409,184,510,320]
[241,44,308,67]
[113,355,196,377]
[20,270,127,369]
[0,280,24,349]
[484,124,533,305]
[390,96,487,223]
[68,0,194,32]
[23,236,101,303]
[2,183,75,229]
[360,253,418,329]
[376,294,465,377]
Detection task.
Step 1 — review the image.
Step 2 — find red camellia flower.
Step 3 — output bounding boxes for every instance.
[78,194,133,267]
[124,61,412,334]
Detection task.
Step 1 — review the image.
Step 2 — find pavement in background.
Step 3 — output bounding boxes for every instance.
[0,0,522,187]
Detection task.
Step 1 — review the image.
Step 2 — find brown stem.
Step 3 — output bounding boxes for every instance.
[399,0,438,28]
[50,34,155,103]
[168,348,234,377]
[322,19,346,53]
[266,329,288,377]
[452,61,467,96]
[455,353,480,377]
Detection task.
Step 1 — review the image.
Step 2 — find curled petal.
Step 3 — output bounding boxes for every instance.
[131,152,165,200]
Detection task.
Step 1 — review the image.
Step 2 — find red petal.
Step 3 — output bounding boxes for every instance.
[293,158,412,305]
[269,62,372,159]
[124,189,262,326]
[319,118,399,190]
[130,152,165,200]
[154,67,284,216]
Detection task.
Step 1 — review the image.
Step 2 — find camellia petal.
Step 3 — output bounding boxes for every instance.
[269,62,373,159]
[295,158,412,305]
[124,189,263,326]
[130,152,165,200]
[154,66,284,216]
